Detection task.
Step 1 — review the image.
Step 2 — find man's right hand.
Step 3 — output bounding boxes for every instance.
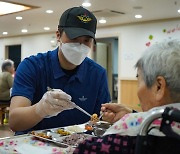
[35,89,75,118]
[101,103,132,124]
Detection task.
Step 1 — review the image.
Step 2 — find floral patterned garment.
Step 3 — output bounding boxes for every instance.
[73,103,180,154]
[104,103,180,136]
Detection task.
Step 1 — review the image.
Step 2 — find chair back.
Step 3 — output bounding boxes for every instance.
[0,101,10,125]
[135,107,180,154]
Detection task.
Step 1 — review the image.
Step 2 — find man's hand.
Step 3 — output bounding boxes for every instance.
[35,89,75,118]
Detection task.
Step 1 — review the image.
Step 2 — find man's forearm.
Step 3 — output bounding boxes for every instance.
[9,105,43,132]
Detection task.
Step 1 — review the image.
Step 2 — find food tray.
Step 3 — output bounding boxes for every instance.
[30,125,93,147]
[31,130,69,148]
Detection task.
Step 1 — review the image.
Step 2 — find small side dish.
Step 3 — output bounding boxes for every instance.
[31,131,52,139]
[56,128,71,136]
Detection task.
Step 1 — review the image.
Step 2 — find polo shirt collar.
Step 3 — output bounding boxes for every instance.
[50,47,86,83]
[74,59,86,83]
[51,47,66,79]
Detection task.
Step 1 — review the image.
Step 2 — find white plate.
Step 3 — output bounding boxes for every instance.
[64,123,86,133]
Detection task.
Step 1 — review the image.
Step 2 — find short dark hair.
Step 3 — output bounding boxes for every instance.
[58,25,96,44]
[1,59,14,72]
[58,26,64,37]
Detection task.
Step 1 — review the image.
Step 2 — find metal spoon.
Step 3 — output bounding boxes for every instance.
[98,112,104,120]
[71,102,92,118]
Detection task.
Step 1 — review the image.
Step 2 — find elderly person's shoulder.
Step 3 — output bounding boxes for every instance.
[0,71,12,77]
[150,103,180,112]
[104,103,180,136]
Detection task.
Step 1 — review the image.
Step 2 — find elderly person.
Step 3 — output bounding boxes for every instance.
[73,39,180,154]
[0,59,14,102]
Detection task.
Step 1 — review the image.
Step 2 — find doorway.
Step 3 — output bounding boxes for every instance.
[5,45,21,70]
[94,37,118,102]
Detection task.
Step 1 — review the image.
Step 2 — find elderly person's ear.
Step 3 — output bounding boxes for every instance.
[155,76,167,102]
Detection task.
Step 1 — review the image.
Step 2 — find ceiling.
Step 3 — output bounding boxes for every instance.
[0,0,180,38]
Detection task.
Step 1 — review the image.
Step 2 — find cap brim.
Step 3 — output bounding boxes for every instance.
[63,27,95,39]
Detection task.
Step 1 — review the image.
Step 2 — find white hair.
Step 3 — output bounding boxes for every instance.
[1,59,14,72]
[135,39,180,102]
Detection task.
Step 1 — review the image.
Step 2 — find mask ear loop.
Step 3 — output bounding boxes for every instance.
[59,39,62,44]
[59,39,63,52]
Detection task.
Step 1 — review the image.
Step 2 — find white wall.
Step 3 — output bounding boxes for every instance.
[0,33,57,66]
[0,19,180,78]
[96,19,180,79]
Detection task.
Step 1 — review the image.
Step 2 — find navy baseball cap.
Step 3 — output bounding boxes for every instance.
[58,6,97,39]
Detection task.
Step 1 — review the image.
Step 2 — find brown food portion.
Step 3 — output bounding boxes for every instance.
[31,131,52,139]
[90,113,99,124]
[56,128,71,136]
[61,133,91,146]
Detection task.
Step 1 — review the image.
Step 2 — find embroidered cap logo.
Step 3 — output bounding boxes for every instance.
[77,13,92,23]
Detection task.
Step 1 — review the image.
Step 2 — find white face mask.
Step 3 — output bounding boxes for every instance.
[60,41,91,65]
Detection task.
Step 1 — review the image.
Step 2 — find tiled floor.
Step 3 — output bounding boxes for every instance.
[0,124,14,138]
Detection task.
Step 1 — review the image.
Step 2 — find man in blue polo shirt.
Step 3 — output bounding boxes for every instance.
[9,6,111,134]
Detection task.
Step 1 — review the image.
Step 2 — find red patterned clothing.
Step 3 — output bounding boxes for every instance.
[73,134,136,154]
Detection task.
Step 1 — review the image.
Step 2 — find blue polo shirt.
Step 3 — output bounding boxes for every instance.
[12,47,111,134]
